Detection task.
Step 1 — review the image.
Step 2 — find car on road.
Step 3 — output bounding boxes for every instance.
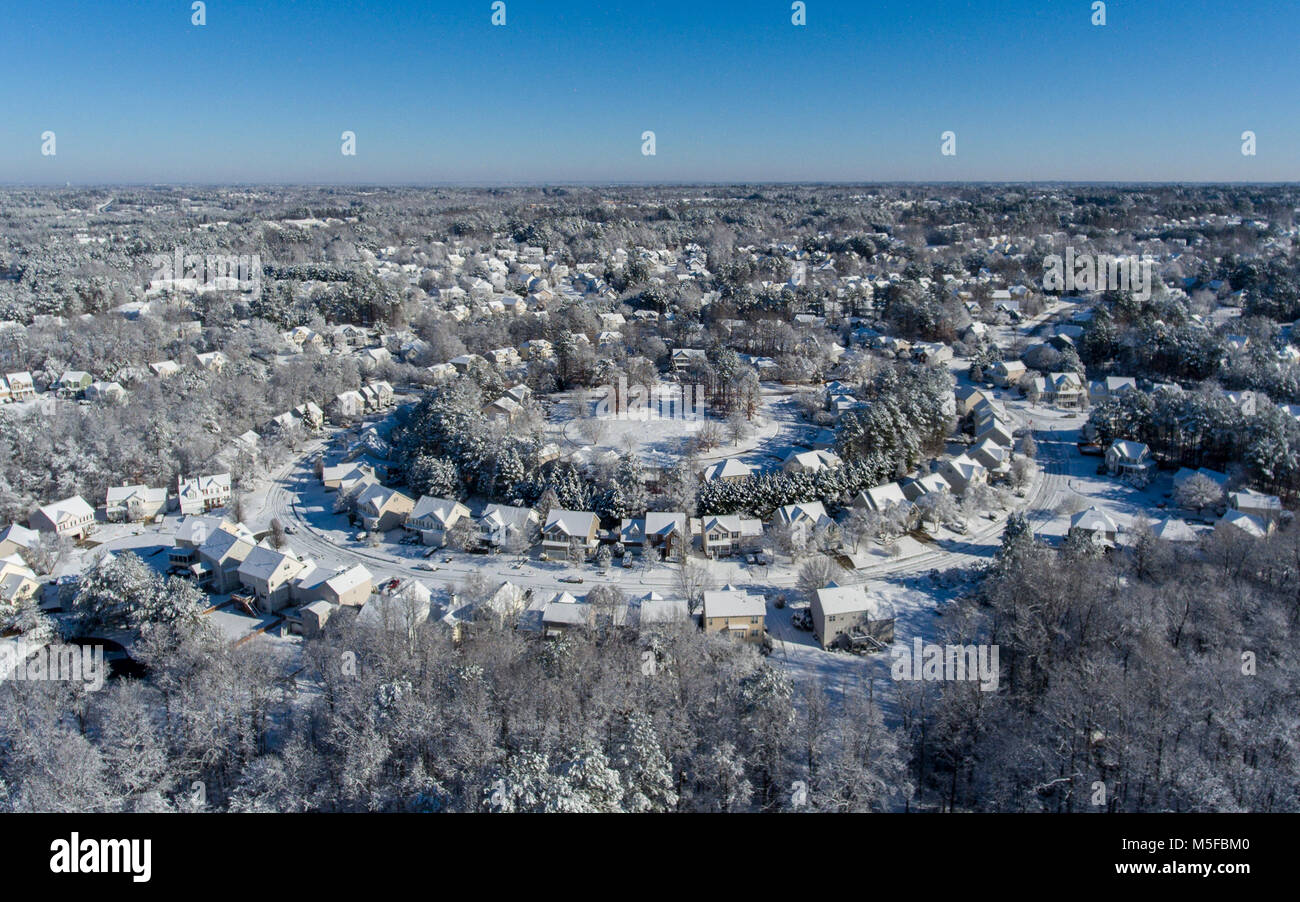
[283,525,296,534]
[415,562,439,571]
[559,575,584,584]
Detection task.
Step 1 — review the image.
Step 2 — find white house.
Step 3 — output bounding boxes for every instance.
[29,496,95,540]
[105,484,168,523]
[1105,440,1154,478]
[702,458,753,483]
[854,482,910,513]
[175,473,232,515]
[1069,507,1120,547]
[781,449,843,475]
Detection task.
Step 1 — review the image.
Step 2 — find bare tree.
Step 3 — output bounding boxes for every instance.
[797,555,841,600]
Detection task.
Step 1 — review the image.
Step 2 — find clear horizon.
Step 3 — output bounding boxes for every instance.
[2,0,1297,184]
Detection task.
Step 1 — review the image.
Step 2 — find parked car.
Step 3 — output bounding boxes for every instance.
[560,575,584,584]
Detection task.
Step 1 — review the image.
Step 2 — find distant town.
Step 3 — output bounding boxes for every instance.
[1,183,1296,813]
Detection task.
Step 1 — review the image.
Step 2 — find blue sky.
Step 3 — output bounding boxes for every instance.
[1,0,1297,184]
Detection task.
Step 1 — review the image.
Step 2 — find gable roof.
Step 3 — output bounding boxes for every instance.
[36,496,94,525]
[544,509,598,537]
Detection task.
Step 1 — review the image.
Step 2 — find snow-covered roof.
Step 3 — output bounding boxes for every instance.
[1071,507,1119,534]
[815,584,893,619]
[702,588,765,619]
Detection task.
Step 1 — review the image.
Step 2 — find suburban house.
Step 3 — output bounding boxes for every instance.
[1089,376,1137,405]
[284,327,326,353]
[356,485,416,533]
[1105,440,1155,478]
[1218,508,1271,538]
[970,437,1011,473]
[900,473,951,502]
[175,473,232,515]
[938,454,989,495]
[1069,507,1120,547]
[701,586,766,643]
[700,515,763,558]
[0,523,39,560]
[642,511,690,559]
[638,596,691,628]
[955,385,994,416]
[975,416,1015,448]
[194,522,259,592]
[329,390,366,420]
[299,600,334,638]
[0,554,39,606]
[321,462,376,492]
[5,372,35,401]
[477,504,540,551]
[620,518,645,549]
[991,360,1027,388]
[360,381,395,410]
[407,496,472,546]
[237,544,311,611]
[1149,517,1198,543]
[541,595,595,637]
[294,563,374,608]
[542,510,600,558]
[293,402,325,430]
[671,348,707,371]
[56,370,94,396]
[452,580,523,634]
[775,501,835,545]
[519,339,554,360]
[426,363,457,383]
[196,351,228,373]
[1229,489,1283,526]
[168,515,226,565]
[782,449,843,475]
[85,381,127,404]
[702,458,753,483]
[105,484,168,522]
[29,495,95,540]
[482,394,524,424]
[359,347,393,369]
[1045,372,1085,408]
[855,482,910,513]
[811,583,896,650]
